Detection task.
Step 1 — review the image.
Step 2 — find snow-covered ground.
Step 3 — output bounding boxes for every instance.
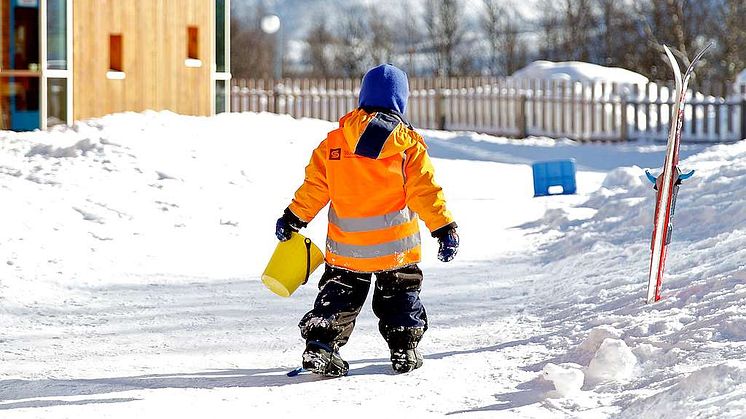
[0,111,744,418]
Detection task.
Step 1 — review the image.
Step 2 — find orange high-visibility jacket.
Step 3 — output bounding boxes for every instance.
[288,108,454,272]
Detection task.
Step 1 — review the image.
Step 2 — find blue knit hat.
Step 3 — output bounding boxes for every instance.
[358,64,409,114]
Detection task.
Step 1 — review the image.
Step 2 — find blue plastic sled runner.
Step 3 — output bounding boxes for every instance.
[532,159,577,197]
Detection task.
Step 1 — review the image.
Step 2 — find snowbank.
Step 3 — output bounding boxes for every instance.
[511,60,648,85]
[618,363,746,418]
[735,69,746,94]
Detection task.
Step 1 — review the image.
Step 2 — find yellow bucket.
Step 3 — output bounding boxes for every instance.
[262,232,324,297]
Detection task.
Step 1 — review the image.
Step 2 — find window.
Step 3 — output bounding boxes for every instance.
[47,78,67,127]
[0,9,3,74]
[185,26,201,67]
[187,26,199,59]
[10,5,40,70]
[107,34,125,79]
[213,0,230,114]
[215,80,226,114]
[215,0,226,72]
[47,0,67,70]
[109,34,123,71]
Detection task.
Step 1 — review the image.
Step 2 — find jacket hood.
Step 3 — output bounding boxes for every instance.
[339,108,424,159]
[358,64,410,114]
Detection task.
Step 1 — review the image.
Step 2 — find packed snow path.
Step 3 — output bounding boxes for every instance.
[0,112,744,417]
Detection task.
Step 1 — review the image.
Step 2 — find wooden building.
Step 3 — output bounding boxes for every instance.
[1,0,230,131]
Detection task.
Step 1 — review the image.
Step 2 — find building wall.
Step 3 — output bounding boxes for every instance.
[73,0,212,120]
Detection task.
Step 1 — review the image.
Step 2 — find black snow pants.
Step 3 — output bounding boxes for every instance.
[298,264,428,351]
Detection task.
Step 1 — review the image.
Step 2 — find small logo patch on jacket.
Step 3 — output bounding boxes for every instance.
[329,148,341,160]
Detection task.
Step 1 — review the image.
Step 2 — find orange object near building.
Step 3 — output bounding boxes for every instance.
[288,108,454,272]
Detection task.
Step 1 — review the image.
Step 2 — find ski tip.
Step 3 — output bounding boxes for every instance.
[695,43,714,61]
[287,367,305,377]
[662,45,683,90]
[645,170,658,185]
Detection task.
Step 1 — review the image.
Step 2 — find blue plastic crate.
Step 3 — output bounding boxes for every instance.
[532,159,577,197]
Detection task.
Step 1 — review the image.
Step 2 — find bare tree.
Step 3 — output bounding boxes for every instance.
[675,0,746,90]
[395,1,424,76]
[563,0,596,61]
[536,0,595,62]
[597,0,642,68]
[305,18,336,78]
[537,0,562,61]
[481,0,527,76]
[716,0,746,85]
[334,11,369,77]
[424,0,465,77]
[369,7,395,65]
[230,3,274,79]
[634,0,713,80]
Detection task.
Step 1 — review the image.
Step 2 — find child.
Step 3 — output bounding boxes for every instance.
[275,64,459,377]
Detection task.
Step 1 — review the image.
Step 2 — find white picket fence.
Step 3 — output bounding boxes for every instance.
[231,78,746,143]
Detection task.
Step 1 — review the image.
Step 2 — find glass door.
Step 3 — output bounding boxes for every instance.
[0,0,71,131]
[1,0,41,131]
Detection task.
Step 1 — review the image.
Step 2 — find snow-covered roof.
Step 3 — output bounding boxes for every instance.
[737,69,746,84]
[511,60,649,85]
[735,69,746,93]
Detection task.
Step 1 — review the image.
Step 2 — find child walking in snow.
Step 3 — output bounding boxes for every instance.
[275,64,459,377]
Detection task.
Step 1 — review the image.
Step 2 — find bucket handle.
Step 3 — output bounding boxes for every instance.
[303,238,312,285]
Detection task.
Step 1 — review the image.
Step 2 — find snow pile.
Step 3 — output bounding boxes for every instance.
[617,363,746,418]
[511,60,648,85]
[0,111,336,288]
[600,166,645,190]
[586,339,637,383]
[542,363,585,396]
[574,326,623,364]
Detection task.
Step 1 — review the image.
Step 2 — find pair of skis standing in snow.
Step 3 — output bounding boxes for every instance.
[645,44,711,304]
[275,45,710,378]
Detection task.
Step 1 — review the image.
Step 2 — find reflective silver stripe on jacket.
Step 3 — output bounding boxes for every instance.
[326,232,421,258]
[329,206,417,233]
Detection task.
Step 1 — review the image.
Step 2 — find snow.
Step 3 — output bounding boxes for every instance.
[586,338,637,383]
[1,110,745,418]
[541,363,584,396]
[617,362,746,419]
[511,60,649,85]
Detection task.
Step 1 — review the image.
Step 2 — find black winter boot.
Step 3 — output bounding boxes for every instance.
[302,341,349,377]
[390,347,423,373]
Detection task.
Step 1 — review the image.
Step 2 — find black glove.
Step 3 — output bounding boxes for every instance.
[432,222,459,262]
[275,208,308,241]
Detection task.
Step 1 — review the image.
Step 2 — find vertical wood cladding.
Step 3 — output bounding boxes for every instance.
[73,0,212,120]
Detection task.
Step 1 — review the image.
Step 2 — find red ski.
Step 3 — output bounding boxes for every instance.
[645,44,710,304]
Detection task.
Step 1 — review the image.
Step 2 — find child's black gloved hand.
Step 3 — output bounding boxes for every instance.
[432,223,459,262]
[275,208,308,241]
